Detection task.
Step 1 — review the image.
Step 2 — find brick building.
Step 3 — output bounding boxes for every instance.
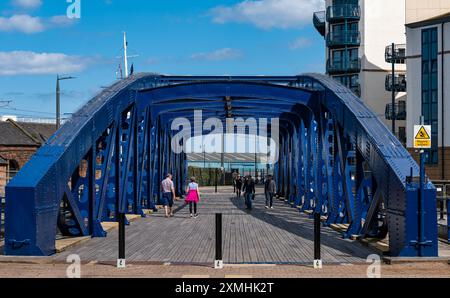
[0,119,55,196]
[0,157,6,197]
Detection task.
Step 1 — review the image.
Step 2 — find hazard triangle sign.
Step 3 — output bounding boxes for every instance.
[414,125,431,149]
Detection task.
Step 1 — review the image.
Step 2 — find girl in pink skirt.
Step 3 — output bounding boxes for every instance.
[185,177,200,218]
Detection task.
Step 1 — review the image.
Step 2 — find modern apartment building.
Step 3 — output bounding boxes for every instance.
[405,2,450,180]
[313,0,407,143]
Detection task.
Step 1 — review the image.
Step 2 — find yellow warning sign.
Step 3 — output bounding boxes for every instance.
[414,125,431,149]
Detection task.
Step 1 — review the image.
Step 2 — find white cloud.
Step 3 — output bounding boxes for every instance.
[210,0,324,30]
[190,48,243,61]
[0,14,77,34]
[48,15,78,27]
[289,37,313,50]
[11,0,42,9]
[0,14,44,33]
[0,51,90,76]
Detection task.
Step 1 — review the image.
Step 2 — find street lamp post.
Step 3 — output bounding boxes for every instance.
[203,145,206,169]
[215,168,218,193]
[254,134,257,179]
[391,43,396,135]
[56,75,76,130]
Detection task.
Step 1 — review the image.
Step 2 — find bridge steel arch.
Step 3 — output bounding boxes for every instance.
[4,73,438,257]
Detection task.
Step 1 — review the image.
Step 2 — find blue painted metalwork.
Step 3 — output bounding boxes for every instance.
[4,73,438,257]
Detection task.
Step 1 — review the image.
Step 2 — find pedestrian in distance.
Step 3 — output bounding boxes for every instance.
[243,175,256,210]
[265,175,276,209]
[185,177,200,218]
[235,174,243,198]
[232,170,238,192]
[161,174,176,218]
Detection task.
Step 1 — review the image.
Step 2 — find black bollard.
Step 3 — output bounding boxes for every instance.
[118,212,126,268]
[314,212,322,268]
[215,213,223,268]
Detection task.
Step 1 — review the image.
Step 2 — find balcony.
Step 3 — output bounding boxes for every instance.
[385,74,407,92]
[327,58,361,74]
[385,100,406,121]
[326,30,360,48]
[326,4,361,23]
[313,11,326,36]
[385,44,406,64]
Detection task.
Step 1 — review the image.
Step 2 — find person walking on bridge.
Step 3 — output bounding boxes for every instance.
[185,177,200,218]
[243,175,256,210]
[235,175,243,198]
[232,170,238,192]
[265,175,276,209]
[161,174,176,218]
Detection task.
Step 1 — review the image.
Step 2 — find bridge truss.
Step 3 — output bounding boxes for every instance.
[5,73,437,257]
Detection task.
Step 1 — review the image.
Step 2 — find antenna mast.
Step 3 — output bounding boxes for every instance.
[123,31,129,78]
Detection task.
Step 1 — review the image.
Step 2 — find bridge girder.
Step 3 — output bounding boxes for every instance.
[4,73,437,257]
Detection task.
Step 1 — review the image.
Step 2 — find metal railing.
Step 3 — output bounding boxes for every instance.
[385,100,406,121]
[327,58,361,74]
[385,73,407,92]
[326,30,360,47]
[326,4,361,22]
[385,44,406,64]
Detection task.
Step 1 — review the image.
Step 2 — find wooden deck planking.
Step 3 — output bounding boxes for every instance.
[54,189,376,264]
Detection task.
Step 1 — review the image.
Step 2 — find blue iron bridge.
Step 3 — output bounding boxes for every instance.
[4,73,438,257]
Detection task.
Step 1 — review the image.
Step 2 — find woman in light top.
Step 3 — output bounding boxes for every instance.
[185,177,200,218]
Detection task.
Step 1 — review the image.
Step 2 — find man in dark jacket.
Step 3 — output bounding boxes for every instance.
[235,175,243,198]
[264,175,276,209]
[243,175,256,210]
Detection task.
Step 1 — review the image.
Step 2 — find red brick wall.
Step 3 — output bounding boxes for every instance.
[0,145,39,169]
[0,164,6,197]
[407,147,450,181]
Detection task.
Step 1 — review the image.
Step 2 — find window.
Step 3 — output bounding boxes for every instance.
[348,48,358,61]
[333,76,346,85]
[332,24,345,32]
[332,49,344,67]
[331,48,359,67]
[332,22,358,33]
[421,27,439,164]
[332,74,359,94]
[8,159,19,179]
[349,74,359,87]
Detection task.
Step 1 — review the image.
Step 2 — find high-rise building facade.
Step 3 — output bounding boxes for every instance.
[405,2,450,180]
[313,0,407,143]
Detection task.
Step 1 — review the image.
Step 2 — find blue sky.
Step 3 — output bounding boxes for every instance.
[0,0,325,119]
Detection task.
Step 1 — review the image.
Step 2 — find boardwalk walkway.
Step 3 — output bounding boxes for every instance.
[55,187,376,264]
